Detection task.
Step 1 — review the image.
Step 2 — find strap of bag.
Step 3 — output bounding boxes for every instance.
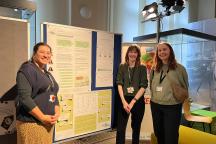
[150,70,154,82]
[150,70,154,90]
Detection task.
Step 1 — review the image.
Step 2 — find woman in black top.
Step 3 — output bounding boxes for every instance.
[16,42,60,144]
[116,45,148,144]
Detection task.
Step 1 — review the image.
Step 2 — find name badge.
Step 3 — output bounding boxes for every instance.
[127,87,134,93]
[156,86,163,92]
[49,95,56,103]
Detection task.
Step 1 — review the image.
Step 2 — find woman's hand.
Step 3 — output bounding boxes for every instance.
[50,113,60,124]
[123,101,130,113]
[51,105,60,124]
[40,115,56,126]
[128,99,136,112]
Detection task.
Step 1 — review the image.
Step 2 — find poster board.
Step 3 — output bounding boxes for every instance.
[0,16,29,135]
[42,23,122,142]
[0,16,29,99]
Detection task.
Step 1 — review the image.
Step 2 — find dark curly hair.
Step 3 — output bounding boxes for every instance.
[30,42,52,60]
[33,42,52,56]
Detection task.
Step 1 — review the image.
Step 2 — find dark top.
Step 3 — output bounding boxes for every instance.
[116,63,148,97]
[16,61,59,122]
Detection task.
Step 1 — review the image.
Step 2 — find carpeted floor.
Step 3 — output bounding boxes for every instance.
[60,131,151,144]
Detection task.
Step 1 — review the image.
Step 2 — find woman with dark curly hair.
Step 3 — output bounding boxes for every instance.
[16,42,60,144]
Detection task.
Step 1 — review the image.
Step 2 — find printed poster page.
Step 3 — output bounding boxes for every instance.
[55,91,97,140]
[72,90,112,136]
[44,23,92,140]
[95,31,114,87]
[55,90,112,140]
[96,90,112,130]
[73,91,97,136]
[47,24,92,92]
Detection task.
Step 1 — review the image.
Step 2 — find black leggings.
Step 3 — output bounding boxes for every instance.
[150,101,182,144]
[116,96,145,144]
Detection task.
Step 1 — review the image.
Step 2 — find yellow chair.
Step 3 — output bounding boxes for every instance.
[151,125,216,144]
[183,99,213,133]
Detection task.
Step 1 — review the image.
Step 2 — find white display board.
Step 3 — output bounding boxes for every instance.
[0,16,29,135]
[42,23,113,141]
[0,16,29,98]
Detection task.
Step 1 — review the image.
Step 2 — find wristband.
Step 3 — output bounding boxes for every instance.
[133,97,138,101]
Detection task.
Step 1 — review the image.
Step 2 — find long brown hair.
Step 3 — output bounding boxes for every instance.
[155,42,177,72]
[125,45,141,66]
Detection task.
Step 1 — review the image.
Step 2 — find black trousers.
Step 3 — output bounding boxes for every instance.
[116,96,145,144]
[150,101,182,144]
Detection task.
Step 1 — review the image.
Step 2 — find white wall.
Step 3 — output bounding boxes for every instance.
[0,7,21,18]
[198,0,215,21]
[110,0,139,42]
[1,0,215,46]
[71,0,109,31]
[189,0,215,23]
[33,0,71,42]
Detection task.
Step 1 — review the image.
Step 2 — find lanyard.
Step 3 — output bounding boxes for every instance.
[159,69,169,84]
[128,66,135,86]
[46,73,55,89]
[32,62,55,91]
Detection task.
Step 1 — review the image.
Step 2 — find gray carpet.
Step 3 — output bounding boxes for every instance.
[61,131,150,144]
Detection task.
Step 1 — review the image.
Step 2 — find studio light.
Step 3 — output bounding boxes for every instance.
[141,0,186,43]
[142,2,158,21]
[173,0,185,13]
[161,0,185,14]
[161,0,175,12]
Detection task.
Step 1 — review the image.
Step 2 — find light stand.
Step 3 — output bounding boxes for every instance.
[141,1,185,43]
[156,17,161,43]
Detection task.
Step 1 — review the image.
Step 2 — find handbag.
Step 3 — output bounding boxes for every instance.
[166,74,188,103]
